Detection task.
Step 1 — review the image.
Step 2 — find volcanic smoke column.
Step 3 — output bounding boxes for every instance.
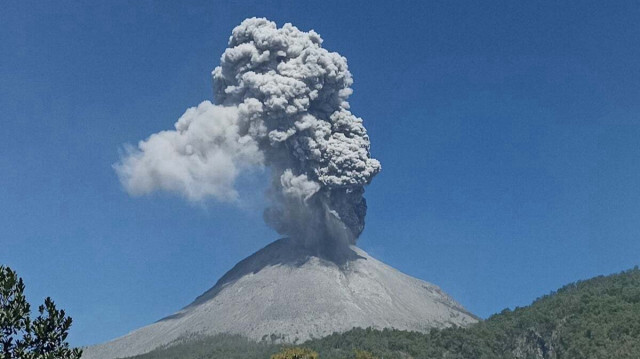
[115,18,381,258]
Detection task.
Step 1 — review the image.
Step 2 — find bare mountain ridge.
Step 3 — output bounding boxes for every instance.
[83,239,477,359]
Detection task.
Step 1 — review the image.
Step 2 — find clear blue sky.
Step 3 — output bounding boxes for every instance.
[2,0,639,347]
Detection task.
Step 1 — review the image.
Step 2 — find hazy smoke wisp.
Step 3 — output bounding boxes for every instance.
[115,18,381,258]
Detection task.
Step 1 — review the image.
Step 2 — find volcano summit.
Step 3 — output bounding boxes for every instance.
[83,239,477,359]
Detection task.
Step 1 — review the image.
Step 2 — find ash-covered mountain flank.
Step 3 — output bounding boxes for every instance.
[83,239,477,359]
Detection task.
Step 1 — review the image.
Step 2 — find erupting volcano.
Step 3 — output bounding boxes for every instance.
[84,18,477,359]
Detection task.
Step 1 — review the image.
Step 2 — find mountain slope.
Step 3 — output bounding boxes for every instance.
[83,238,477,359]
[122,266,640,359]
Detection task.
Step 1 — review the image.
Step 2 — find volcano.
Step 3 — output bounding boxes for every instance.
[83,239,477,359]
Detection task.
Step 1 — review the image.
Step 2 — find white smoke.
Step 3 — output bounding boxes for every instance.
[115,101,263,202]
[115,18,381,258]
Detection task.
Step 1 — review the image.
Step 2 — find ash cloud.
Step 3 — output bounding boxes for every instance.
[115,18,380,257]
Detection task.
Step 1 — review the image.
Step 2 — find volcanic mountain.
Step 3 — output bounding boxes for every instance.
[83,239,477,359]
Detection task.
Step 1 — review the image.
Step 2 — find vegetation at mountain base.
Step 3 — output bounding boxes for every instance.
[270,347,318,359]
[125,266,640,359]
[119,334,280,359]
[353,350,377,359]
[0,265,82,359]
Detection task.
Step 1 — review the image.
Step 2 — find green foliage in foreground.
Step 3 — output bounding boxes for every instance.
[0,266,82,359]
[126,267,640,359]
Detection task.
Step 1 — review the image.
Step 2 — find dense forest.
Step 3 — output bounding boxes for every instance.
[124,267,640,359]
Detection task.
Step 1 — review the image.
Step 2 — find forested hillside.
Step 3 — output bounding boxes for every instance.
[124,267,640,359]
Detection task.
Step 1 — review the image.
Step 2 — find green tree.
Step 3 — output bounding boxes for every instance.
[270,347,318,359]
[0,266,81,359]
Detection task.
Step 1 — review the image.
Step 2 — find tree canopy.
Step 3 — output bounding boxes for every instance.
[0,266,81,359]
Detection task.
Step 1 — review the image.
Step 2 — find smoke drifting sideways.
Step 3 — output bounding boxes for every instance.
[115,18,381,261]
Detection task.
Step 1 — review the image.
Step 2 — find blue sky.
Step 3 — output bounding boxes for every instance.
[1,0,639,347]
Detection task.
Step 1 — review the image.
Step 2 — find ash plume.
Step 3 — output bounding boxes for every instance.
[115,18,380,258]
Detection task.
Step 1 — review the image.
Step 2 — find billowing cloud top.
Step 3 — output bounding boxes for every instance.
[115,18,380,259]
